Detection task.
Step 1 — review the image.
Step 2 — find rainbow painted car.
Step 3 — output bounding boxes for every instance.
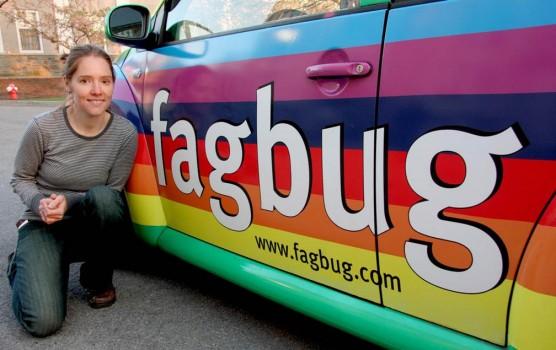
[104,0,556,348]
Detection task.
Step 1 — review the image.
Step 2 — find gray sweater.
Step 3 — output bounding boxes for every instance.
[11,106,138,221]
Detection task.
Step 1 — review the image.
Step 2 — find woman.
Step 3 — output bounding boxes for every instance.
[7,44,137,337]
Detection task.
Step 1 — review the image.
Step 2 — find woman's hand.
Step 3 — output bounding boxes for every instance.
[39,193,68,224]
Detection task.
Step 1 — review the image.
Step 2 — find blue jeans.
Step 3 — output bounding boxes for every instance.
[7,186,127,337]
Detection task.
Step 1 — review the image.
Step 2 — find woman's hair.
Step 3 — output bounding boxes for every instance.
[63,44,115,82]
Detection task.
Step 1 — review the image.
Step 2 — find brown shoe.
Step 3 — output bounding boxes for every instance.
[88,287,116,309]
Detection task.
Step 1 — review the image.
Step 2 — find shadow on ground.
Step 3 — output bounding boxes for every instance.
[112,228,379,350]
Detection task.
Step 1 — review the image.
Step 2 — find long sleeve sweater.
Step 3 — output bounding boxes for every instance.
[10,106,138,221]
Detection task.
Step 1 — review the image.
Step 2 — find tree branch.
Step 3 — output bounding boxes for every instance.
[5,0,107,50]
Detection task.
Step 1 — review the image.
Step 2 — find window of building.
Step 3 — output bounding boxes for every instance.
[16,10,43,53]
[0,28,4,53]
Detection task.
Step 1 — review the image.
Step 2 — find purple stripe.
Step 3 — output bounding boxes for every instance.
[381,25,556,97]
[113,77,136,103]
[143,46,380,104]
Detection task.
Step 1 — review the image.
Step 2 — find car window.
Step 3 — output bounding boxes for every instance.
[164,0,359,42]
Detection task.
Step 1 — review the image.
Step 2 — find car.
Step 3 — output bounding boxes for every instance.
[104,0,556,348]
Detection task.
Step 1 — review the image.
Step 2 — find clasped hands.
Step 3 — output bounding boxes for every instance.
[39,193,68,224]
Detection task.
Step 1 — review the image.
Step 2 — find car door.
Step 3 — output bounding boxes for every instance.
[139,0,389,304]
[377,0,556,345]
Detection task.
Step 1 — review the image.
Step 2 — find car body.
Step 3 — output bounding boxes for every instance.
[105,0,556,348]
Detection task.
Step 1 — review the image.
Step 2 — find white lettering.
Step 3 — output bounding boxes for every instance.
[152,90,169,186]
[169,120,203,196]
[322,125,390,234]
[405,127,524,293]
[257,84,310,217]
[205,121,252,231]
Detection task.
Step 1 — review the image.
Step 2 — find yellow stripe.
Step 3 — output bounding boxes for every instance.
[128,195,524,345]
[379,253,509,345]
[161,197,381,303]
[509,284,556,349]
[126,193,167,226]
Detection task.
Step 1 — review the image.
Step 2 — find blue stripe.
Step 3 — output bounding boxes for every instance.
[150,10,385,71]
[379,93,556,160]
[111,66,145,132]
[137,98,376,149]
[111,100,143,132]
[121,93,555,160]
[387,0,556,43]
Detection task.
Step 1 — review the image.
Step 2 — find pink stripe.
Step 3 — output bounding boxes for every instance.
[381,25,556,96]
[143,46,380,104]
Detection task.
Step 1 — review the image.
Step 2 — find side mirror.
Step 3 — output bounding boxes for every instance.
[105,5,151,48]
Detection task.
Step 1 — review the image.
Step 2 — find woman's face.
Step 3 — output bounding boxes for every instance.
[67,55,114,118]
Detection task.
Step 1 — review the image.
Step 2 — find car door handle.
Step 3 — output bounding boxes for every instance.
[132,68,143,79]
[305,62,372,78]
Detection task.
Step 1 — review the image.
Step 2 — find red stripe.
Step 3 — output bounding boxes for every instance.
[388,151,556,222]
[134,134,153,165]
[135,135,556,222]
[539,195,556,227]
[138,134,364,198]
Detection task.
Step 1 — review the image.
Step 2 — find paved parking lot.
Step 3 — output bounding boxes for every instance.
[0,101,376,350]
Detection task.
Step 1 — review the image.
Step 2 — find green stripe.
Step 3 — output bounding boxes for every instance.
[133,223,164,246]
[133,225,498,349]
[360,0,390,6]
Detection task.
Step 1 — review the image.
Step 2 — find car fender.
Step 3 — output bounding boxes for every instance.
[508,193,556,349]
[111,64,168,246]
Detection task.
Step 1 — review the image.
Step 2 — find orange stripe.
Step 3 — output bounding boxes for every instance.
[126,164,159,195]
[378,206,533,277]
[127,165,536,277]
[516,224,556,296]
[157,170,377,251]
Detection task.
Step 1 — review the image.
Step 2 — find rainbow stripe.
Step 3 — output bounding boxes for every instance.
[376,0,556,345]
[113,0,556,346]
[508,197,556,349]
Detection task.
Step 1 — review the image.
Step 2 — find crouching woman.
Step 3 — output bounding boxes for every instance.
[7,44,137,337]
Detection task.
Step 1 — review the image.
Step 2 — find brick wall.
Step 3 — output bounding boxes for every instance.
[0,54,65,99]
[0,55,65,77]
[0,53,120,100]
[0,77,65,100]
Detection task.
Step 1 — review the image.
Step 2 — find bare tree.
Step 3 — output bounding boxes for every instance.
[3,0,109,51]
[270,0,347,16]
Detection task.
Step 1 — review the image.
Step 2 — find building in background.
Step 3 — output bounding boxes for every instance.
[0,0,159,55]
[0,0,159,98]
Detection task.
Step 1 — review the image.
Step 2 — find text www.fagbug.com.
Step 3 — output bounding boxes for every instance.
[254,236,402,292]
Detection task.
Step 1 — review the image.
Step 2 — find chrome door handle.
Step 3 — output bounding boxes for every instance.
[306,62,372,79]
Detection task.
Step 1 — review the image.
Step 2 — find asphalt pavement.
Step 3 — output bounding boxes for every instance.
[0,100,377,350]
